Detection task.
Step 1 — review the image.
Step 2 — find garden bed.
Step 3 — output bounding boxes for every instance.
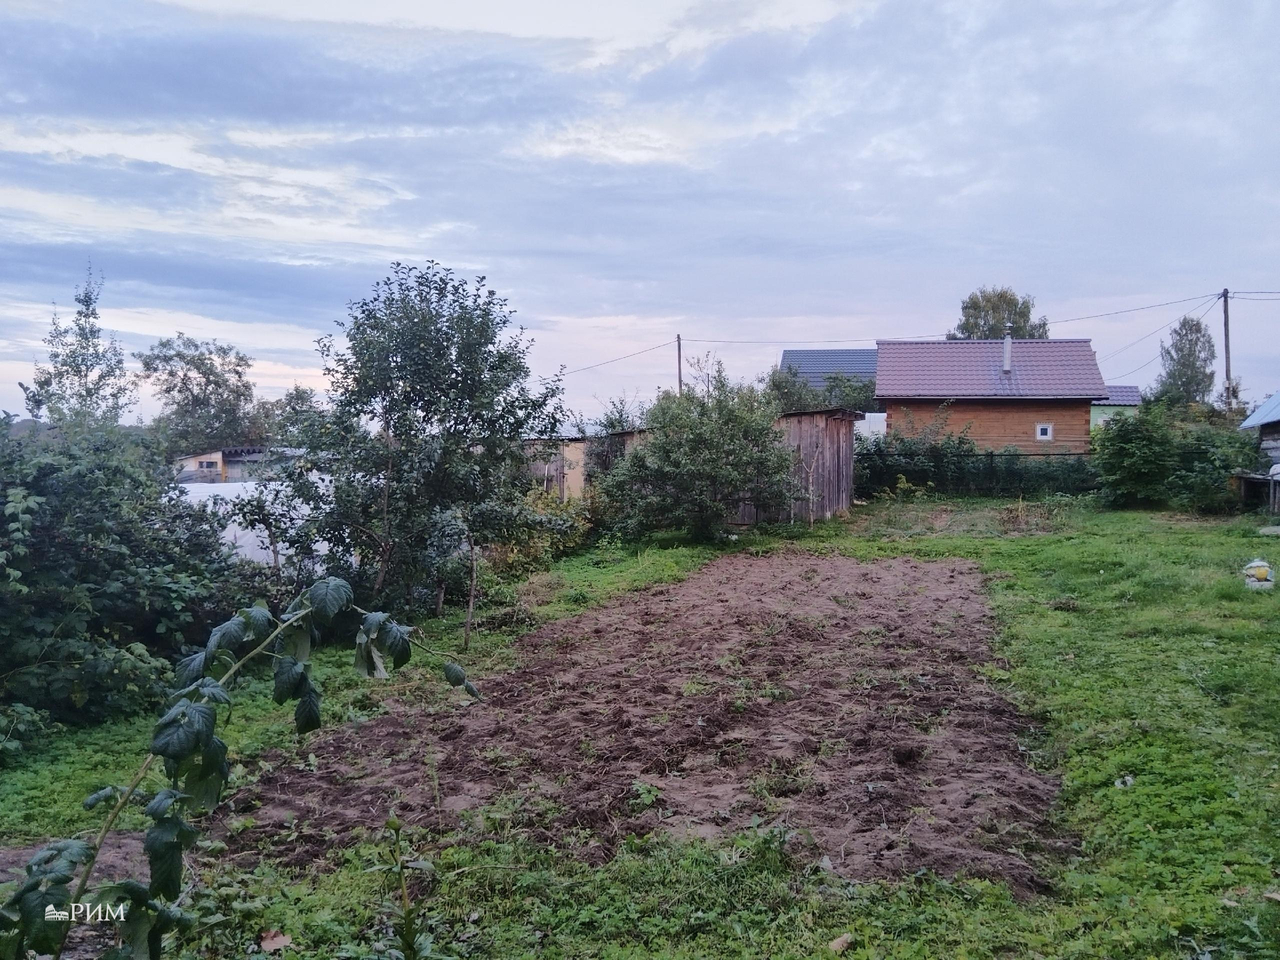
[230,551,1060,892]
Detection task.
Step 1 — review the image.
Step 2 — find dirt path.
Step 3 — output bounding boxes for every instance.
[231,551,1060,892]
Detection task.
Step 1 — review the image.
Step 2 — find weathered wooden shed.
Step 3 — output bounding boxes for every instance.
[739,407,861,525]
[523,438,588,500]
[1241,392,1280,466]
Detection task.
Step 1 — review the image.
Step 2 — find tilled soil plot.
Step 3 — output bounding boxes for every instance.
[230,553,1059,891]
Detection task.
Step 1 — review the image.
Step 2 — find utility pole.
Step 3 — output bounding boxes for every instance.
[676,334,683,394]
[1222,288,1233,407]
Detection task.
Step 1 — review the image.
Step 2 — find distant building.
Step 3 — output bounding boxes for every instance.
[174,446,281,483]
[777,348,877,390]
[875,335,1107,454]
[1091,384,1142,428]
[1240,392,1280,467]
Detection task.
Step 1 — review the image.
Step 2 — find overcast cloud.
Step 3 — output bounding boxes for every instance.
[1,0,1277,420]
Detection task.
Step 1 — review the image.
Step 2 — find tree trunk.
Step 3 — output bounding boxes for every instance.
[435,581,445,618]
[463,531,477,652]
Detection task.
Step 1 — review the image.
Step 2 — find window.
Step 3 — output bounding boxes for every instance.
[1035,423,1053,442]
[198,460,218,469]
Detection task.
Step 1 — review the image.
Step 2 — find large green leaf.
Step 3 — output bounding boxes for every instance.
[361,611,389,640]
[206,616,247,654]
[272,657,306,704]
[16,884,69,954]
[382,622,412,670]
[173,651,206,688]
[150,700,216,761]
[144,816,197,899]
[182,737,228,813]
[143,789,189,820]
[353,637,388,680]
[277,618,311,662]
[294,683,322,735]
[239,602,274,640]
[307,577,353,623]
[172,677,230,705]
[443,662,466,687]
[83,786,123,810]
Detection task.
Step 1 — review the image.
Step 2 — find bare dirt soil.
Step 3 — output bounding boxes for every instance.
[0,833,145,960]
[229,552,1060,892]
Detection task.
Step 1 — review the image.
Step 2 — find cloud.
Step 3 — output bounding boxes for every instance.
[0,0,1276,422]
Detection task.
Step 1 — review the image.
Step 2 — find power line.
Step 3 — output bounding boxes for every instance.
[683,292,1227,346]
[683,333,942,345]
[1103,295,1222,380]
[562,339,676,376]
[1097,294,1220,362]
[1047,293,1221,325]
[561,289,1264,377]
[1109,354,1162,380]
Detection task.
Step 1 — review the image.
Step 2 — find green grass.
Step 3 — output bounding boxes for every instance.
[4,499,1280,958]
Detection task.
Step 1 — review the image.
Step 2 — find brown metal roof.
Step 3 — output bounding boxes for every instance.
[875,339,1107,400]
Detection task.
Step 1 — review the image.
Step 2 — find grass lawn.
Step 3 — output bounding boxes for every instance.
[2,498,1278,958]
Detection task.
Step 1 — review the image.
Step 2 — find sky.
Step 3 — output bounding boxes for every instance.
[1,0,1277,422]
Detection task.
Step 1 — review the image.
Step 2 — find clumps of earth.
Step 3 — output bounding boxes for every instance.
[230,552,1061,893]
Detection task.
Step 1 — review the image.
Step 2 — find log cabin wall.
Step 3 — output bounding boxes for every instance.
[882,399,1094,454]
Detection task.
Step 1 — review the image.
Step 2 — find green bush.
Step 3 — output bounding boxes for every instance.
[600,364,796,540]
[0,419,241,740]
[855,431,1097,498]
[1093,405,1259,512]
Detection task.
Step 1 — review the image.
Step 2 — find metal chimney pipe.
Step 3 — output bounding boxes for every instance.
[1002,325,1012,374]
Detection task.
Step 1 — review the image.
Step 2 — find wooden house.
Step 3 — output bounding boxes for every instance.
[875,335,1107,454]
[1240,392,1280,467]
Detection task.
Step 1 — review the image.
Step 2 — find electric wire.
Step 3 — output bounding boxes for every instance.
[1097,295,1220,362]
[562,339,676,376]
[562,289,1272,377]
[1104,295,1223,380]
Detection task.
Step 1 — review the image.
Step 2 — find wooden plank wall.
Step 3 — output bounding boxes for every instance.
[734,410,856,525]
[1261,422,1280,466]
[883,399,1093,454]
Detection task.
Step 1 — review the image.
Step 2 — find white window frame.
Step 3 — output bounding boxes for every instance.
[1035,422,1054,442]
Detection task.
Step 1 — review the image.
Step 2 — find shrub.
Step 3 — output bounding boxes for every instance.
[0,419,239,733]
[600,363,796,540]
[484,489,590,577]
[1093,405,1259,512]
[855,431,1097,498]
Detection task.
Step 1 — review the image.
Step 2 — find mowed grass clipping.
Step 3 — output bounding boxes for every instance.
[2,500,1278,958]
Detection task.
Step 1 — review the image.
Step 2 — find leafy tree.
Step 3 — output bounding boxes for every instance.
[578,394,645,482]
[19,269,135,426]
[761,366,877,415]
[600,362,796,540]
[251,384,320,446]
[947,286,1049,340]
[1150,315,1216,406]
[0,417,237,742]
[135,334,260,456]
[759,366,825,413]
[261,261,563,605]
[821,372,877,413]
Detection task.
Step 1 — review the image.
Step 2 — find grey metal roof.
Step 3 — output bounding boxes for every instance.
[1093,384,1142,406]
[1241,392,1280,429]
[779,349,877,389]
[875,339,1107,399]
